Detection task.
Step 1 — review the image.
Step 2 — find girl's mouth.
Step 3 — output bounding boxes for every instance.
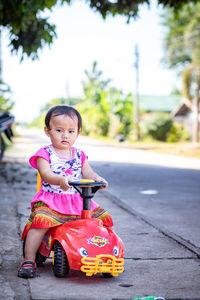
[62,140,69,144]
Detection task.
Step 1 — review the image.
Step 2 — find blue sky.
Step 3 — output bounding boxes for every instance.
[2,0,178,122]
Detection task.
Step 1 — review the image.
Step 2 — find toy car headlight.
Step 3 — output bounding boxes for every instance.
[113,246,119,256]
[79,247,88,257]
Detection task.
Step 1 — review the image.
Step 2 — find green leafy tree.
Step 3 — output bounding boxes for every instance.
[142,112,173,141]
[40,97,81,114]
[28,97,80,128]
[0,80,13,112]
[78,61,111,136]
[162,3,200,142]
[82,61,111,104]
[0,0,199,60]
[0,0,58,60]
[78,62,134,139]
[109,89,134,139]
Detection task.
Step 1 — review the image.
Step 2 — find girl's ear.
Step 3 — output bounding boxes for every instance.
[44,126,50,137]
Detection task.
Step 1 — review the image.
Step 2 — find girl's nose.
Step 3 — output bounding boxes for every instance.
[62,132,69,138]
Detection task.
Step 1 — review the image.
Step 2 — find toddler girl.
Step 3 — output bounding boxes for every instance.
[18,105,113,278]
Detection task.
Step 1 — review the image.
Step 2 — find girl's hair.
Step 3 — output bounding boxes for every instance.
[45,106,82,131]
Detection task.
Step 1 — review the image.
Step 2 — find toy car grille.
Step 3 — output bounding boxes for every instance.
[81,254,124,276]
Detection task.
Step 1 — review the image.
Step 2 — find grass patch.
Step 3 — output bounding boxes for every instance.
[87,135,200,159]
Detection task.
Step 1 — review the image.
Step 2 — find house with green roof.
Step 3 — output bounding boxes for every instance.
[135,94,182,112]
[136,95,199,140]
[170,97,199,140]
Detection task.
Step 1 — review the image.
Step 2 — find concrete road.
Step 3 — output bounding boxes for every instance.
[0,128,200,300]
[75,134,200,254]
[90,161,200,253]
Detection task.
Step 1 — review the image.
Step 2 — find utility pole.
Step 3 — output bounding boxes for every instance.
[134,44,140,140]
[66,80,70,105]
[0,28,2,82]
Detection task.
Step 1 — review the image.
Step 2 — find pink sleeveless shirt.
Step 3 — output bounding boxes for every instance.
[29,145,98,215]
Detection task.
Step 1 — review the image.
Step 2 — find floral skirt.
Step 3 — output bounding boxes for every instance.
[21,201,113,241]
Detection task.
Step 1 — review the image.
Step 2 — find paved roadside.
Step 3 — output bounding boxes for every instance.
[0,164,31,300]
[0,130,200,299]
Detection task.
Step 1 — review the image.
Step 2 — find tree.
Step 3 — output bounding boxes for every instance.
[28,97,77,128]
[0,80,13,112]
[79,61,111,136]
[162,3,200,143]
[0,0,199,60]
[0,0,58,61]
[78,61,134,139]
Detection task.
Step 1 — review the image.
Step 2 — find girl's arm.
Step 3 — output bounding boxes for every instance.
[37,157,70,191]
[81,159,108,189]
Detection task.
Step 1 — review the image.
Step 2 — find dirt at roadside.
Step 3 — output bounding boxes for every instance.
[0,161,35,299]
[102,139,200,159]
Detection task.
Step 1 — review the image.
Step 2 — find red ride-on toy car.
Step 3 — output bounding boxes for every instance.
[23,178,124,278]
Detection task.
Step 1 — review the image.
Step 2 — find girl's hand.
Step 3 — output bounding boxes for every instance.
[95,176,108,189]
[81,159,108,189]
[59,176,71,191]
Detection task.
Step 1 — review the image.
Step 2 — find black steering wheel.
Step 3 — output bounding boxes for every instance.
[69,180,106,210]
[69,180,106,188]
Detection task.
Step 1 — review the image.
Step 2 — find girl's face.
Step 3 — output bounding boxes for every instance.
[44,114,79,151]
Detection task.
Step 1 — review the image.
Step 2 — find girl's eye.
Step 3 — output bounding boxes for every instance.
[57,129,62,133]
[69,130,75,134]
